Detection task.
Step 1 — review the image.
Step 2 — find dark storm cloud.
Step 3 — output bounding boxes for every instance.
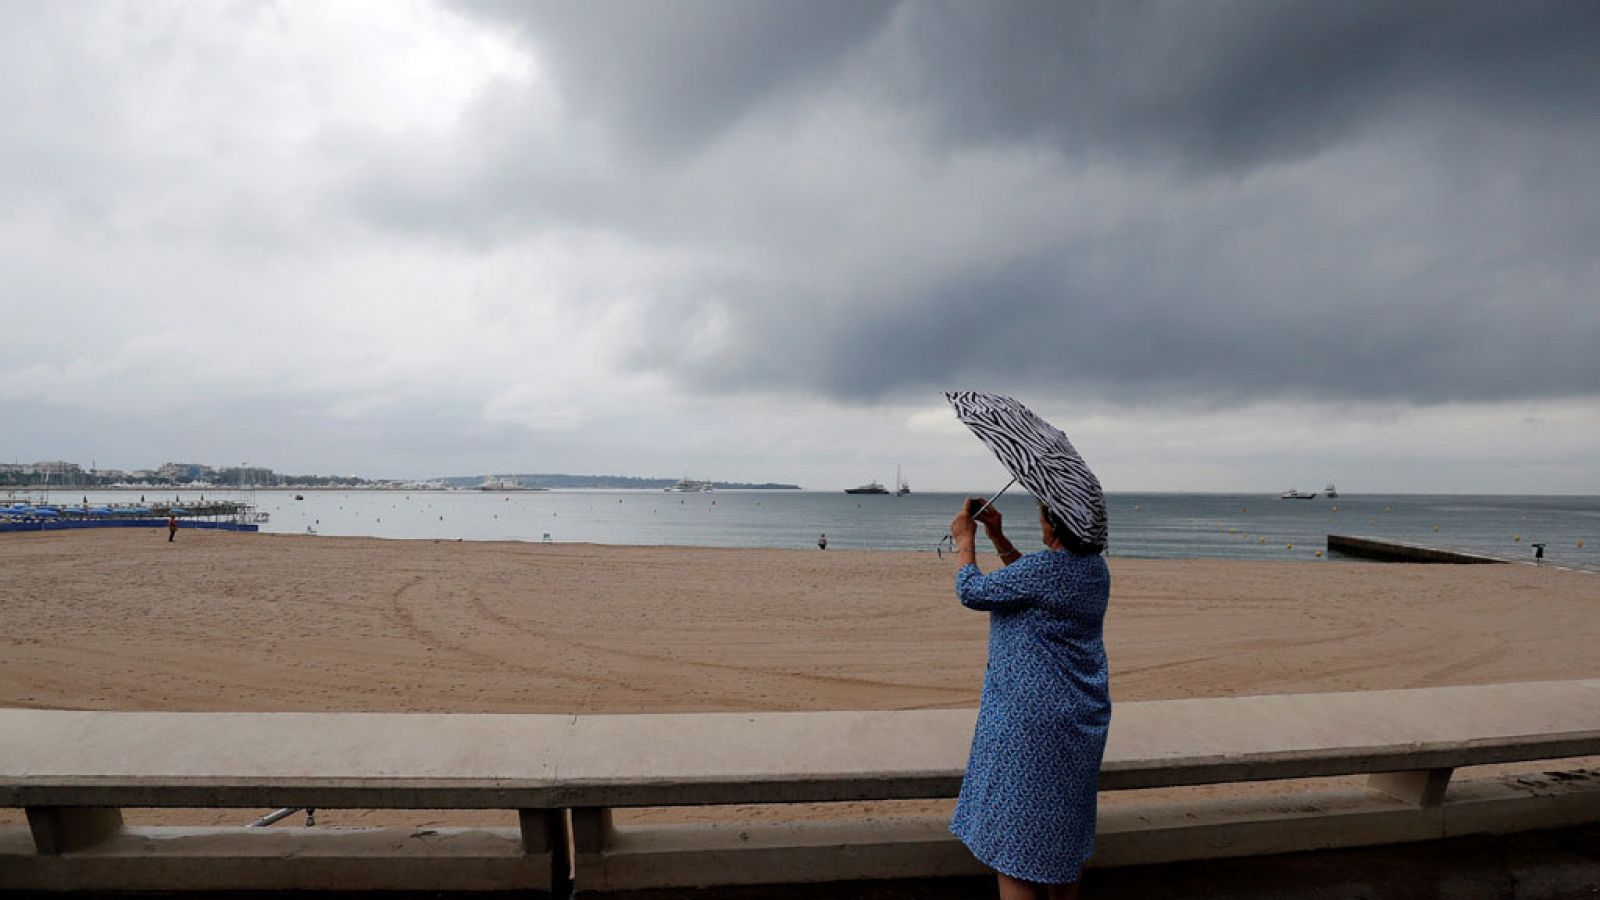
[461,0,894,154]
[405,1,1600,404]
[880,1,1600,171]
[458,0,1600,168]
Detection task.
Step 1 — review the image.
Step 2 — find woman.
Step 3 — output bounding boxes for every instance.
[948,496,1111,900]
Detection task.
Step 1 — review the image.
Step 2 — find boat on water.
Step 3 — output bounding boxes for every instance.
[665,478,714,493]
[894,465,910,496]
[1280,488,1318,500]
[845,480,890,495]
[1323,483,1339,499]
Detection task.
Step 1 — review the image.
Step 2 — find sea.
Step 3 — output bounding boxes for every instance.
[35,488,1600,572]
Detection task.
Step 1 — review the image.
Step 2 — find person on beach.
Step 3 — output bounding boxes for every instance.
[948,496,1111,900]
[818,533,828,550]
[167,515,178,542]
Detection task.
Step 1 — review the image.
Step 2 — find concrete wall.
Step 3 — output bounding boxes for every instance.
[1326,534,1507,564]
[4,681,1600,893]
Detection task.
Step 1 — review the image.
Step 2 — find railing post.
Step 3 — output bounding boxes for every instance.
[572,807,615,853]
[1368,768,1454,807]
[521,809,574,898]
[25,806,124,854]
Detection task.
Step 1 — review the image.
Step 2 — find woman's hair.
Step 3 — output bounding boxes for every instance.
[1041,502,1105,556]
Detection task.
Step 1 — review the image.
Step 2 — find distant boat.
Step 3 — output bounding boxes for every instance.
[1280,488,1318,500]
[894,465,910,496]
[1323,483,1339,499]
[665,478,714,493]
[845,480,890,495]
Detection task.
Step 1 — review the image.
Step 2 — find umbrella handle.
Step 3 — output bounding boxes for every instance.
[967,477,1017,522]
[940,477,1019,551]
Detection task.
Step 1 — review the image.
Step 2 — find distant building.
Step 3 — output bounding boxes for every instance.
[212,466,279,487]
[157,462,214,482]
[0,461,86,486]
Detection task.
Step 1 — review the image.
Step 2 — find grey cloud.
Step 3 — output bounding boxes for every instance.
[458,0,894,155]
[362,2,1600,406]
[876,1,1600,171]
[455,1,1600,170]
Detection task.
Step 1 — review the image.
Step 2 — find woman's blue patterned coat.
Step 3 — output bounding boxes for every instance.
[950,550,1112,884]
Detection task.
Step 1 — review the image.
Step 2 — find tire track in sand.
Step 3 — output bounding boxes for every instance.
[468,594,971,703]
[384,576,617,694]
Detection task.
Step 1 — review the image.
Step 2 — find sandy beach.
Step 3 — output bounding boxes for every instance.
[1,528,1595,827]
[2,529,1596,713]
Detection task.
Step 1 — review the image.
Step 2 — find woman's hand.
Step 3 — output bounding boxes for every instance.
[972,498,1023,567]
[949,500,979,546]
[950,500,980,567]
[973,501,1002,534]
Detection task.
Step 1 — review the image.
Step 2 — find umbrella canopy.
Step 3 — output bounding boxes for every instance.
[946,390,1108,549]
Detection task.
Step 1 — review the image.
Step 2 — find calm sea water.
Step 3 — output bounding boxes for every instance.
[44,488,1600,572]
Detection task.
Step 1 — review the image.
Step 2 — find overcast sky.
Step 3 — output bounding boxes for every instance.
[2,1,1597,492]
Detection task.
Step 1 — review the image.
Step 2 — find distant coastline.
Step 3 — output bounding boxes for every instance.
[1,460,801,492]
[436,474,801,490]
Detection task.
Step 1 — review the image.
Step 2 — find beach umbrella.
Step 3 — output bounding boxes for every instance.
[945,390,1108,549]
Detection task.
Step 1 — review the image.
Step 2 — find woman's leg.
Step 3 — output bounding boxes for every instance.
[996,872,1048,900]
[1046,881,1081,900]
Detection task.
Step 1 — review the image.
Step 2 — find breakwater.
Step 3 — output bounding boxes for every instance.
[1326,534,1506,564]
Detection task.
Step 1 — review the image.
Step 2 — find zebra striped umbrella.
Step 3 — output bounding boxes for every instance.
[945,391,1108,548]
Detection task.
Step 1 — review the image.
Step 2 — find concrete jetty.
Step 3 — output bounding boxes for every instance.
[1326,534,1506,564]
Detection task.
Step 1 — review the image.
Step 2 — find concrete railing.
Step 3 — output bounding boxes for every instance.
[2,680,1598,895]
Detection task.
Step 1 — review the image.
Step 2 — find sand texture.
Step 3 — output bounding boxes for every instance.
[2,529,1596,714]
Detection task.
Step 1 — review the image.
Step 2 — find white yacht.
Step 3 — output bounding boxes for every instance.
[665,478,714,493]
[1323,483,1339,499]
[1280,488,1318,500]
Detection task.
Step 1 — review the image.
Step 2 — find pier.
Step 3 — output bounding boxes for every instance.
[0,499,262,534]
[1326,534,1507,564]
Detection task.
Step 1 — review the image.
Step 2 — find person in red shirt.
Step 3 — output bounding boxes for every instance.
[167,515,178,542]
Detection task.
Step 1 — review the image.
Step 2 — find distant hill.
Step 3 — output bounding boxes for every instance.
[437,473,801,490]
